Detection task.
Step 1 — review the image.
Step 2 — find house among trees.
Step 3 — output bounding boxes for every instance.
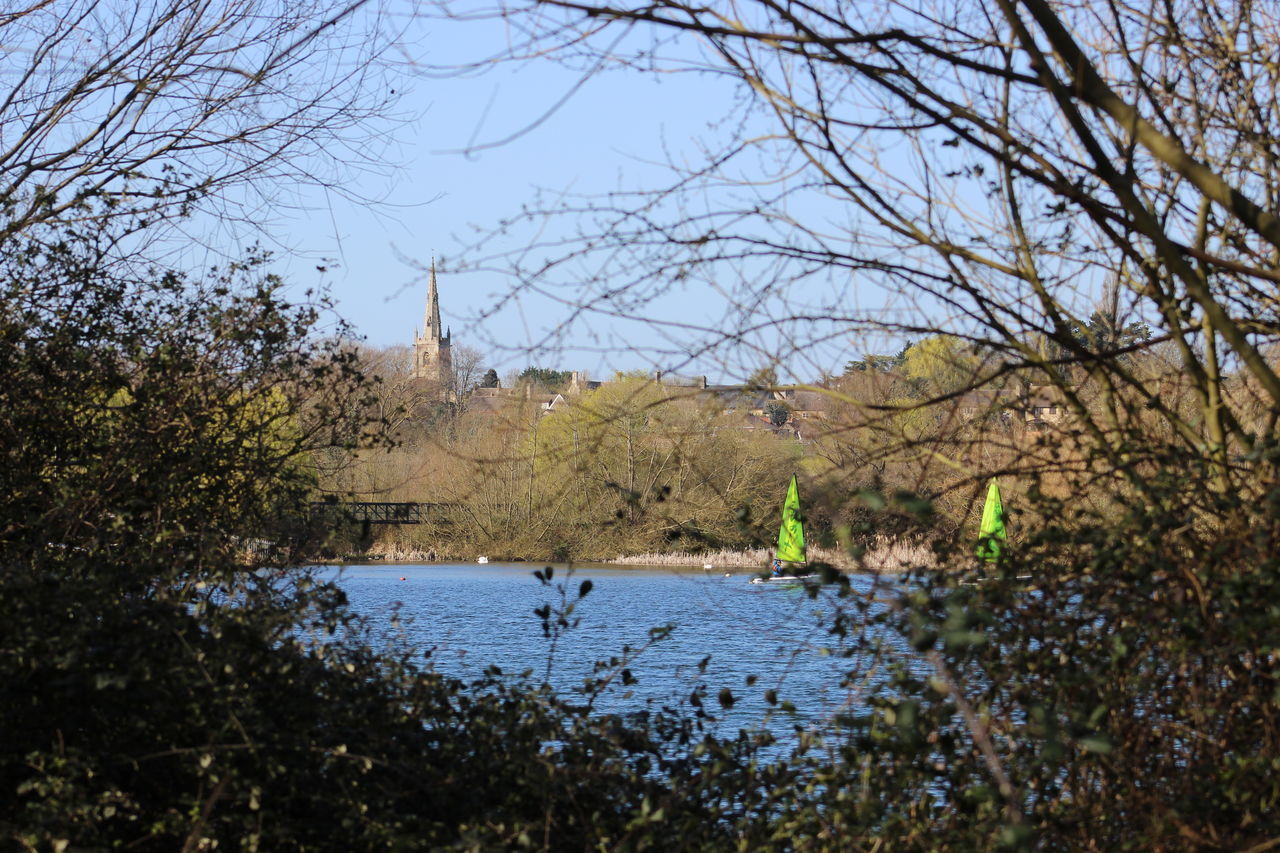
[407,275,844,439]
[953,385,1070,432]
[1023,385,1068,431]
[566,371,603,394]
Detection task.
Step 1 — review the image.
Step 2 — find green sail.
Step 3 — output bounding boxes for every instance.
[775,474,806,563]
[976,478,1007,562]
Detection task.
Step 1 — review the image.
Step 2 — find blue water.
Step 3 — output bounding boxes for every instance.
[332,562,911,736]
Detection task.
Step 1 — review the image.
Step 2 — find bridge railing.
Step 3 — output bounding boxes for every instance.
[309,501,430,525]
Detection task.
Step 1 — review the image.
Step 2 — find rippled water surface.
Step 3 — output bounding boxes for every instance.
[333,563,910,734]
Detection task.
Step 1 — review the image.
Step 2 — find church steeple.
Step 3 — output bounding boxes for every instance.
[423,260,444,343]
[413,258,453,392]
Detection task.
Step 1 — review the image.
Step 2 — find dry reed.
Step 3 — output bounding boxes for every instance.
[609,537,936,574]
[330,537,938,574]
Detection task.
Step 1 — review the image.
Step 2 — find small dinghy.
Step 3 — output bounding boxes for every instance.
[751,474,814,584]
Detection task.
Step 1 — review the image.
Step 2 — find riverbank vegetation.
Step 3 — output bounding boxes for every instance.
[6,0,1280,850]
[318,354,1030,563]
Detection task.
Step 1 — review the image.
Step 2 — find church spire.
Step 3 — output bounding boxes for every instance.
[413,256,453,391]
[423,259,443,342]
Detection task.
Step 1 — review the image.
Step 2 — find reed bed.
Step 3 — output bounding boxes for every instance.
[610,537,936,574]
[333,543,444,563]
[609,548,775,568]
[856,537,938,573]
[327,537,938,573]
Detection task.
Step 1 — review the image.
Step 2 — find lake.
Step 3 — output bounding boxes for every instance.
[331,562,914,737]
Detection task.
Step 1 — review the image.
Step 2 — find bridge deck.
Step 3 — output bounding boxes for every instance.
[310,501,434,525]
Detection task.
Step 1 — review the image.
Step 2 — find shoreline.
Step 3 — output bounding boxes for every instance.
[316,537,936,575]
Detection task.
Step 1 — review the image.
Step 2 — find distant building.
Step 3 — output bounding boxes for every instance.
[654,371,708,389]
[952,385,1071,433]
[566,371,603,394]
[413,261,451,393]
[1022,385,1068,431]
[458,357,826,440]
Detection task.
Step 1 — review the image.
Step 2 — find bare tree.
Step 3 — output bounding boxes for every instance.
[0,0,396,245]
[356,343,420,437]
[448,344,486,404]
[422,0,1280,498]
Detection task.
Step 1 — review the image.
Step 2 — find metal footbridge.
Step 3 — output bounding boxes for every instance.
[309,501,442,525]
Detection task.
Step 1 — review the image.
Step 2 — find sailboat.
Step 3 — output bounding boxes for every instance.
[976,478,1007,562]
[751,474,810,584]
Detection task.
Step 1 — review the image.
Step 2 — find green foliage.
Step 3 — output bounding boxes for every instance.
[844,344,909,374]
[525,378,795,555]
[518,365,571,389]
[0,233,394,844]
[764,401,792,427]
[480,368,499,388]
[1069,311,1152,361]
[899,335,981,398]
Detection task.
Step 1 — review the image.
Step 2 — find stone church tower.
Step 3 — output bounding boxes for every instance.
[413,261,452,389]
